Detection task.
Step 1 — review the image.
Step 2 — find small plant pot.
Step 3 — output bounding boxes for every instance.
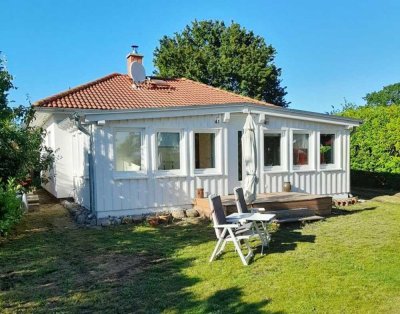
[283,182,292,192]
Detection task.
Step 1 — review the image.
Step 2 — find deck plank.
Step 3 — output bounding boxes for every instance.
[193,192,332,218]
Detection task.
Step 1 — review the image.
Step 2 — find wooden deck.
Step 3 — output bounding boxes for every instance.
[193,192,332,218]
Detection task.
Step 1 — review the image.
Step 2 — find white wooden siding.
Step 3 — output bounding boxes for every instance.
[42,116,76,199]
[92,112,351,217]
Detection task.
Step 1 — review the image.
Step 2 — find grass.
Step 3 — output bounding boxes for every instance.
[1,194,400,313]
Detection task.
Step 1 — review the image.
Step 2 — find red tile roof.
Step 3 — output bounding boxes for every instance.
[34,73,276,110]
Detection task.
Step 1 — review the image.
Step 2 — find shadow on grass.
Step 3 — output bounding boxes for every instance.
[204,287,283,314]
[0,209,281,313]
[267,224,316,254]
[331,206,377,216]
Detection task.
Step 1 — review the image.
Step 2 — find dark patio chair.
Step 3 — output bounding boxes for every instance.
[208,194,255,266]
[233,187,271,249]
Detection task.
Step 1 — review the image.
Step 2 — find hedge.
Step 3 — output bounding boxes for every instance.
[339,104,400,190]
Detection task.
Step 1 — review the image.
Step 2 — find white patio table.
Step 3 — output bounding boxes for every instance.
[226,212,276,254]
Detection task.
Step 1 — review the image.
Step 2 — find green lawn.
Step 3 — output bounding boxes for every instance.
[1,194,400,313]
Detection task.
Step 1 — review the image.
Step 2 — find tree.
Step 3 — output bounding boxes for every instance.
[153,20,288,107]
[336,85,400,189]
[0,55,53,188]
[364,82,400,106]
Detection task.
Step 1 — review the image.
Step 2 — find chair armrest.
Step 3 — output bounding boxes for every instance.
[215,224,240,228]
[251,207,266,212]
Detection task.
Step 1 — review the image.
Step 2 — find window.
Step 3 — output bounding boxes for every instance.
[293,133,309,166]
[320,134,335,164]
[115,131,142,171]
[195,133,215,169]
[264,133,281,166]
[157,132,180,170]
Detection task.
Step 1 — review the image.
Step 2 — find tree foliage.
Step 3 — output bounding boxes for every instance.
[153,20,288,107]
[0,56,54,188]
[364,82,400,106]
[340,104,400,174]
[337,85,400,188]
[0,178,23,235]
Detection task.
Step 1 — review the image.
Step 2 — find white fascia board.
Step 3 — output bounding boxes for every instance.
[250,106,362,127]
[35,103,361,127]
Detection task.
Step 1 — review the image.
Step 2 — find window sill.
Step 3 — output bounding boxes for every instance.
[194,170,223,177]
[263,167,288,174]
[291,167,316,173]
[113,172,148,180]
[155,174,188,179]
[319,166,342,172]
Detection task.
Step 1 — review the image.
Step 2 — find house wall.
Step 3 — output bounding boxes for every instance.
[42,117,57,196]
[71,130,90,209]
[92,112,351,218]
[41,115,89,203]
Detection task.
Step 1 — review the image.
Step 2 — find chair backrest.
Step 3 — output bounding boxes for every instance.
[208,194,227,238]
[233,187,249,214]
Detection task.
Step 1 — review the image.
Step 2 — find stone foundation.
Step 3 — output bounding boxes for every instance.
[61,200,199,227]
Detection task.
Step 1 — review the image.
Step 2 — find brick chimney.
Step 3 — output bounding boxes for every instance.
[126,45,143,75]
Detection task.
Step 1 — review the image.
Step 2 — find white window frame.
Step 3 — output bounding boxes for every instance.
[112,128,147,179]
[154,129,185,177]
[318,131,342,171]
[262,129,288,173]
[290,129,315,172]
[193,128,222,176]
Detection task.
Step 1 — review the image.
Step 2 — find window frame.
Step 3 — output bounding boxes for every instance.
[262,129,287,173]
[112,127,147,179]
[318,131,342,171]
[290,129,314,172]
[155,129,185,177]
[193,128,222,176]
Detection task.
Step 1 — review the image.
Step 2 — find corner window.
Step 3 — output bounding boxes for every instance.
[293,133,309,166]
[195,133,215,169]
[157,132,180,170]
[320,134,335,164]
[115,131,142,171]
[264,133,281,167]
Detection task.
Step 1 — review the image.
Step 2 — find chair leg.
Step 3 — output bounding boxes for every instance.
[216,240,227,257]
[243,239,254,263]
[210,237,225,262]
[229,229,252,266]
[209,228,227,262]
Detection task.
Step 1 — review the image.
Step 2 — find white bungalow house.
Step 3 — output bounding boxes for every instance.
[33,48,360,218]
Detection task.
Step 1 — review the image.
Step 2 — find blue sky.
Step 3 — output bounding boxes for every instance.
[2,0,400,113]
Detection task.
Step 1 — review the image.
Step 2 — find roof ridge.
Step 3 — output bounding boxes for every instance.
[179,77,276,107]
[34,73,121,106]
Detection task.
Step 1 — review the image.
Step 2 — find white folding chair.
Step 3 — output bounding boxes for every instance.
[233,186,265,214]
[233,187,272,249]
[209,194,255,266]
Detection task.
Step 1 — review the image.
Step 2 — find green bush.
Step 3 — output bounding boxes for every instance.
[0,179,23,236]
[1,56,54,189]
[337,102,400,189]
[340,104,400,173]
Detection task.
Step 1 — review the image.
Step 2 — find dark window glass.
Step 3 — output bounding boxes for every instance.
[195,133,215,169]
[264,133,281,166]
[293,133,309,166]
[320,134,335,164]
[157,132,180,170]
